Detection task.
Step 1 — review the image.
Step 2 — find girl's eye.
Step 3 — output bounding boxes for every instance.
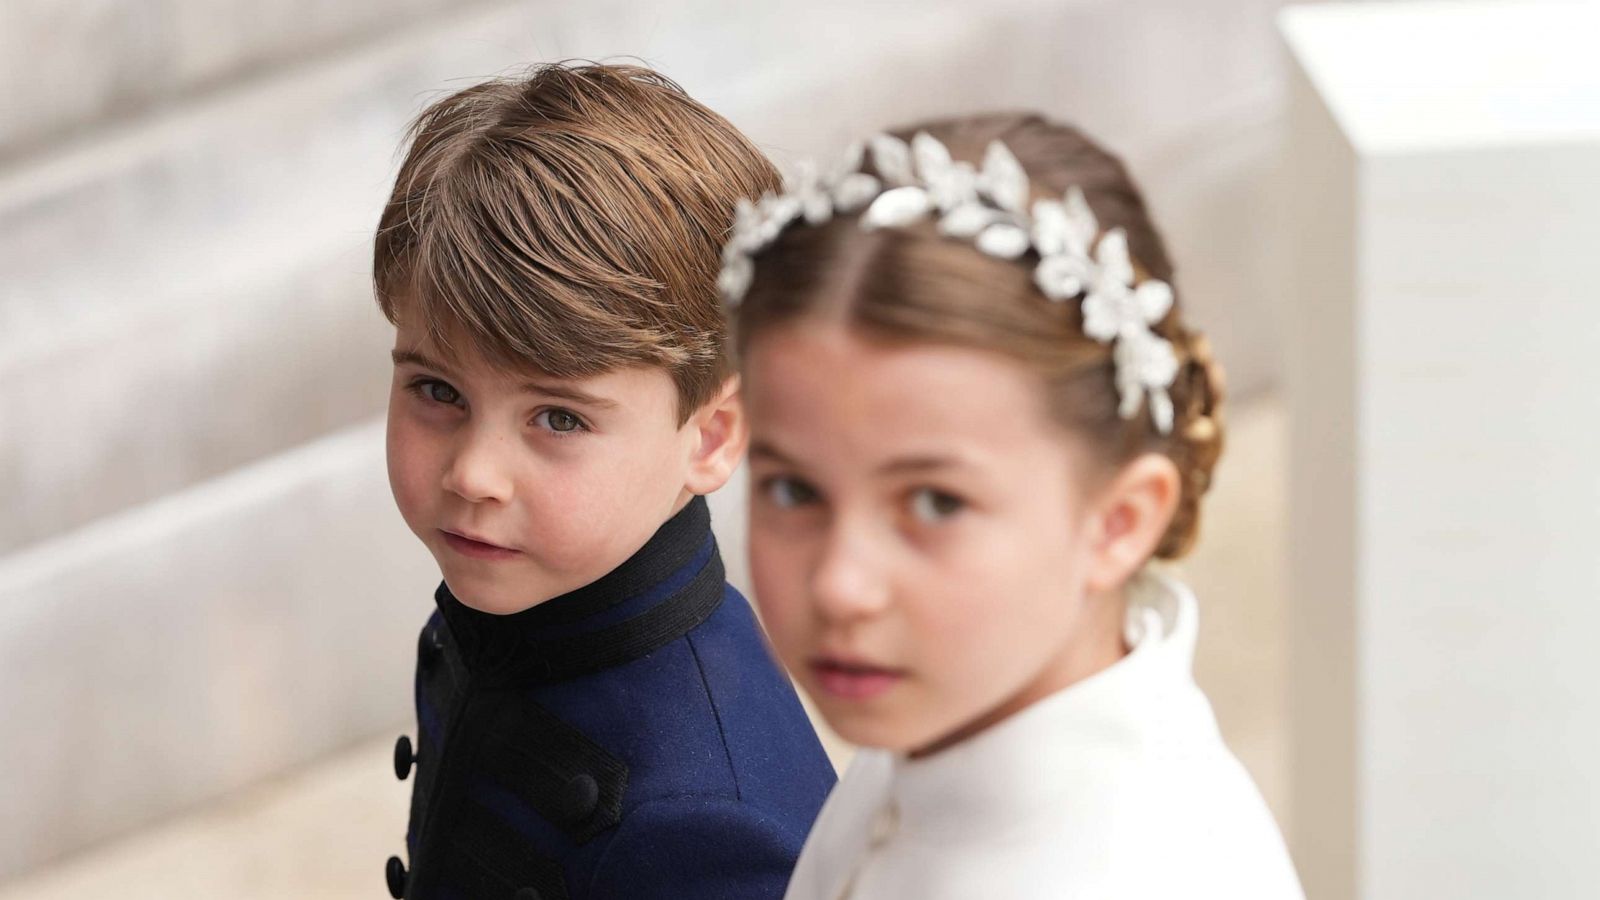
[909,488,964,523]
[535,408,586,435]
[763,476,819,509]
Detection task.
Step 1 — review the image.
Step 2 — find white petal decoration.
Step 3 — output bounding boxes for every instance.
[1118,328,1181,388]
[1096,228,1135,287]
[783,160,817,194]
[729,197,764,253]
[1033,254,1091,301]
[1081,289,1124,343]
[1117,380,1143,421]
[832,173,883,213]
[975,222,1030,259]
[758,194,802,241]
[938,203,1000,238]
[1148,389,1175,435]
[832,141,866,181]
[1064,187,1098,256]
[801,190,833,225]
[927,162,977,213]
[718,253,753,305]
[861,186,933,230]
[1031,199,1070,257]
[1134,280,1174,324]
[912,131,953,181]
[869,134,916,187]
[980,140,1029,214]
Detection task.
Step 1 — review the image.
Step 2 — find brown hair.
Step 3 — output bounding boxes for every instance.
[373,62,781,423]
[734,113,1225,559]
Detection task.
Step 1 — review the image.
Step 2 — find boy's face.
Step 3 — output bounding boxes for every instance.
[385,317,703,615]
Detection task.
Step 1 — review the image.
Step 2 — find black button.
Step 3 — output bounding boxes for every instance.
[385,855,407,898]
[513,889,543,900]
[556,773,599,823]
[393,735,415,780]
[419,624,444,670]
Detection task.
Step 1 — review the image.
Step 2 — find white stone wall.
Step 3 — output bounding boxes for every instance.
[1282,3,1600,897]
[0,0,1297,879]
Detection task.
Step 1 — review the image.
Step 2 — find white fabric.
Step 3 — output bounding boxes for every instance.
[783,569,1305,900]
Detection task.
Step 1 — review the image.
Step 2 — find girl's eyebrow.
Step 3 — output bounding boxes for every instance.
[751,442,968,476]
[877,455,963,476]
[749,441,795,465]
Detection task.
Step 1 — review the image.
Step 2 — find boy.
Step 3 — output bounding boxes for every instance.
[370,63,836,900]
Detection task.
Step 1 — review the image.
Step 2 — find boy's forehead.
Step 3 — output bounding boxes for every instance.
[392,311,547,378]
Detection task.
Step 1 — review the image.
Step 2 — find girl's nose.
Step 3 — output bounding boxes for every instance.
[441,427,514,503]
[809,525,893,624]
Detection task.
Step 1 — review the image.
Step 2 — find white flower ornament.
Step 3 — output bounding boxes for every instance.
[717,132,1184,434]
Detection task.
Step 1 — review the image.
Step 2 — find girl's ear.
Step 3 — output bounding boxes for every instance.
[683,375,749,496]
[1081,453,1182,594]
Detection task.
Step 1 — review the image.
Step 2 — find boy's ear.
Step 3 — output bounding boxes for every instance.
[1081,453,1182,594]
[683,375,748,496]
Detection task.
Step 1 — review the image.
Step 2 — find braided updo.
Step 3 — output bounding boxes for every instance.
[733,112,1226,560]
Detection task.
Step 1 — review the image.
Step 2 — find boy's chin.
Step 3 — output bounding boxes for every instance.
[438,566,562,616]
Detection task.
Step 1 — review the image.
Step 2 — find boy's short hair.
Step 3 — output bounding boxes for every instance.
[373,62,780,423]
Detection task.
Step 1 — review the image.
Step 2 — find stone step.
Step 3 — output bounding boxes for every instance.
[1,0,1288,555]
[0,419,437,882]
[0,0,500,158]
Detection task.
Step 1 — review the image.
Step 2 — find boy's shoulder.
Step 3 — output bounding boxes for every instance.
[397,564,835,899]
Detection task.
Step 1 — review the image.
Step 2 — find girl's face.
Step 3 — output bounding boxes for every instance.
[744,322,1128,755]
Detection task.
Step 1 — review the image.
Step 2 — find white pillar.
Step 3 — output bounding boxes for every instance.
[1280,2,1600,897]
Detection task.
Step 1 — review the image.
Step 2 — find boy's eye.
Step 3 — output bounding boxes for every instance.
[409,378,462,406]
[909,488,964,524]
[425,381,461,405]
[763,476,819,509]
[535,409,586,435]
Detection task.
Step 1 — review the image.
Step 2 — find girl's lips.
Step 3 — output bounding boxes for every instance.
[440,530,521,561]
[810,658,905,700]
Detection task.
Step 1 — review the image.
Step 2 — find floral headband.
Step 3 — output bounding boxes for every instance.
[718,132,1181,435]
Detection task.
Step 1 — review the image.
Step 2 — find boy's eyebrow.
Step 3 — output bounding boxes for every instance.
[520,379,619,410]
[391,349,451,373]
[391,349,618,410]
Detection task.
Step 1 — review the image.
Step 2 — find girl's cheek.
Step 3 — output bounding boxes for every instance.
[749,542,807,629]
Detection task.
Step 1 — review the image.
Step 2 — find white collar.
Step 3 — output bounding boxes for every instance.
[883,568,1206,842]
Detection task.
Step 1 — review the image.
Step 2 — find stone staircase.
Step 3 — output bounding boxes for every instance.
[0,0,1291,885]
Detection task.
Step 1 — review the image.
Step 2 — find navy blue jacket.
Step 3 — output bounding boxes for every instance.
[385,497,836,900]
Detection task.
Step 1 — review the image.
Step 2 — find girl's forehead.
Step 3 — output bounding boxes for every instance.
[748,324,1037,412]
[745,324,1071,472]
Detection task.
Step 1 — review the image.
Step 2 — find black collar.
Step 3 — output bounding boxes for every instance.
[434,496,726,685]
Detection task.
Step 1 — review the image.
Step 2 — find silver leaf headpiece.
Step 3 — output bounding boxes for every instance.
[719,132,1180,435]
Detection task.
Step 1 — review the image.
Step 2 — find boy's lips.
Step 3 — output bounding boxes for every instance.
[439,529,521,560]
[809,654,906,701]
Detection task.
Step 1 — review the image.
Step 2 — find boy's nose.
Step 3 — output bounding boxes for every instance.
[809,526,893,624]
[441,430,514,503]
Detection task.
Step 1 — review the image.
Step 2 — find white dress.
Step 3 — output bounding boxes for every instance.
[783,569,1305,900]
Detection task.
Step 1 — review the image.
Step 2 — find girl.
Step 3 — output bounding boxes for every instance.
[723,114,1304,899]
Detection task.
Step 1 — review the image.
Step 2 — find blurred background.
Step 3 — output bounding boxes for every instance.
[3,0,1596,897]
